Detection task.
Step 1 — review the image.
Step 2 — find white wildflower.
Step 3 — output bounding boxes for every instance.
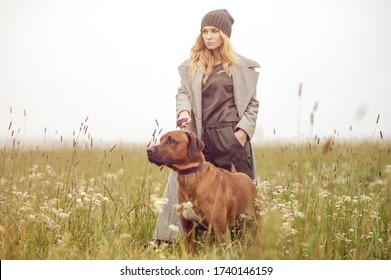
[29,164,39,172]
[281,221,298,237]
[94,193,103,199]
[360,195,372,203]
[120,233,131,239]
[59,212,71,219]
[76,198,83,207]
[151,195,168,213]
[20,205,31,212]
[79,191,89,198]
[361,232,374,240]
[182,201,193,209]
[45,165,56,177]
[369,179,384,187]
[92,198,101,206]
[343,196,352,203]
[0,178,8,187]
[371,211,380,220]
[103,172,116,180]
[48,198,58,206]
[12,191,23,197]
[41,214,57,229]
[168,224,179,232]
[117,168,125,177]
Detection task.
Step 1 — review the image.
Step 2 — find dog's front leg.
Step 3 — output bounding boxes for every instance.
[180,217,198,255]
[213,226,227,244]
[211,216,228,244]
[185,228,198,255]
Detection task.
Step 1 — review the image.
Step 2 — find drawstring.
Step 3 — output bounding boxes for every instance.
[203,122,237,129]
[202,122,238,152]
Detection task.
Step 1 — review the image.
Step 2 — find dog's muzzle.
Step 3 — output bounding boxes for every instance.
[147,146,173,167]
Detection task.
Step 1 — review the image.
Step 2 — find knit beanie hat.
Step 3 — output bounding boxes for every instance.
[201,9,234,38]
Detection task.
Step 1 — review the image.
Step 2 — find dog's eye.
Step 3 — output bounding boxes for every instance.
[166,137,176,145]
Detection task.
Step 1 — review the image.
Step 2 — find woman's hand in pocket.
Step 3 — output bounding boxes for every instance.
[234,129,247,146]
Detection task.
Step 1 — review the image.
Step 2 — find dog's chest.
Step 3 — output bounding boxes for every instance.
[177,176,207,225]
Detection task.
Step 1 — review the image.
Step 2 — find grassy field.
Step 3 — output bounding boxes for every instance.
[1,125,390,259]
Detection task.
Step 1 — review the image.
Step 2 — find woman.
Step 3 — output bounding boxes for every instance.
[153,9,260,243]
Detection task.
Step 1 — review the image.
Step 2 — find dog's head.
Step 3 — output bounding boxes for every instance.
[146,130,205,172]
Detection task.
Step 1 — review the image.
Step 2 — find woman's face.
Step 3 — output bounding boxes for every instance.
[201,26,223,51]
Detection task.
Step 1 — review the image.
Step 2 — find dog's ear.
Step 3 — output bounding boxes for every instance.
[186,131,205,159]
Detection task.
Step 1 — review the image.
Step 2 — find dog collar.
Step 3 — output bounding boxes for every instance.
[177,160,207,176]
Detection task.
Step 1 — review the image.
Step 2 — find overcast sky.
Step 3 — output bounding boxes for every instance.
[1,0,390,146]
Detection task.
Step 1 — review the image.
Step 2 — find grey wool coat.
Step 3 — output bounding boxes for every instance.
[153,54,260,242]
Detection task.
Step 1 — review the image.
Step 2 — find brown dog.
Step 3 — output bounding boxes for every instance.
[147,130,258,254]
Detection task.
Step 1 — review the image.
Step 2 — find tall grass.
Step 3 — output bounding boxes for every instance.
[253,138,390,259]
[1,114,390,260]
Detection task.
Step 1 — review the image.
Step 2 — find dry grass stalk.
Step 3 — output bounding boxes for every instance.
[323,138,333,154]
[297,83,302,141]
[372,114,381,141]
[109,144,117,153]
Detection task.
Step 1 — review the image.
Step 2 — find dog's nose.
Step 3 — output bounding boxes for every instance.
[147,147,154,155]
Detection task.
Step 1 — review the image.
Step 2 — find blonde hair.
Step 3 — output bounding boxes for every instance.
[189,31,238,84]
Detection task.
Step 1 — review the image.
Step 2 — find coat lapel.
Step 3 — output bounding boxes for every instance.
[232,64,259,117]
